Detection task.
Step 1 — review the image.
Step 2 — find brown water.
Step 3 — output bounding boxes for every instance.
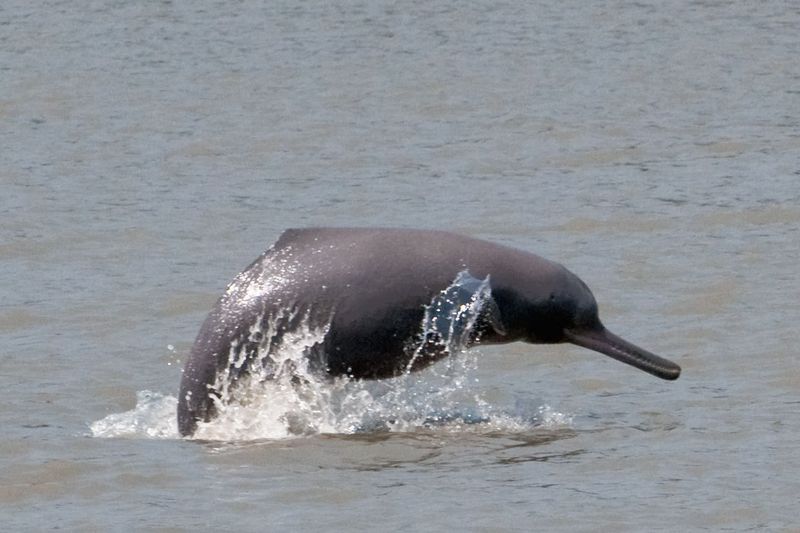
[2,0,799,530]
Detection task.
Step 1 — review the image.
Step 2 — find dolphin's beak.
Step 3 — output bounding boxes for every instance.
[563,326,681,380]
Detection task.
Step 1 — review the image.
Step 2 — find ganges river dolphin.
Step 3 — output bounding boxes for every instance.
[178,227,681,436]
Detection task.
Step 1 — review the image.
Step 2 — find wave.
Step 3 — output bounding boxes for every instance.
[89,367,571,441]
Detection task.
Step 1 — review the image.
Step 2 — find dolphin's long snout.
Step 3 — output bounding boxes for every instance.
[563,326,681,380]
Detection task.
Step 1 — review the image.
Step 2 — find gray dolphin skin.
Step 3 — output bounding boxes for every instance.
[178,227,681,436]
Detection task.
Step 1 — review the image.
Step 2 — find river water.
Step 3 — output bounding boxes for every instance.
[2,0,799,530]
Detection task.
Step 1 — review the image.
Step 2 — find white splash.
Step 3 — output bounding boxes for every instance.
[90,273,572,441]
[90,390,180,439]
[90,359,571,441]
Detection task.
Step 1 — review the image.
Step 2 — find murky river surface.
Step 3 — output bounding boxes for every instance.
[2,1,799,530]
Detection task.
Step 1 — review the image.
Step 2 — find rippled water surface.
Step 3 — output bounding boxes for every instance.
[2,1,799,530]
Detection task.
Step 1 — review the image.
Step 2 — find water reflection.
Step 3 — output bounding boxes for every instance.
[337,427,579,472]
